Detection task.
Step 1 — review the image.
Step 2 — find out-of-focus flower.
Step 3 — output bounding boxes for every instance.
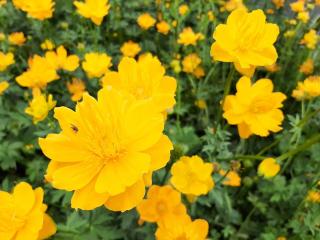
[8,32,26,46]
[67,78,86,101]
[299,58,314,75]
[292,76,320,100]
[219,170,241,187]
[195,99,207,109]
[223,77,286,138]
[178,27,204,46]
[290,0,305,12]
[258,158,280,178]
[211,9,279,70]
[0,81,9,95]
[182,53,201,74]
[208,11,215,21]
[297,11,309,23]
[74,0,110,25]
[41,39,55,50]
[25,88,56,124]
[193,66,205,78]
[272,0,285,9]
[170,59,181,73]
[0,0,6,6]
[0,32,5,41]
[0,52,14,71]
[137,185,186,224]
[102,56,176,113]
[137,13,156,30]
[16,55,59,89]
[264,63,280,73]
[120,41,141,58]
[178,4,189,15]
[13,0,55,20]
[284,30,295,38]
[156,21,170,35]
[0,182,56,239]
[301,29,318,49]
[306,190,320,203]
[82,52,112,78]
[316,0,320,5]
[223,0,247,12]
[45,46,79,71]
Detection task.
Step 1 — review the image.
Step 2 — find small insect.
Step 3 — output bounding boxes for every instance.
[71,124,79,133]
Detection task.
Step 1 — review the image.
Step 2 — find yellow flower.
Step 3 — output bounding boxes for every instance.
[0,81,9,95]
[170,156,214,196]
[39,88,173,212]
[272,0,285,9]
[0,32,5,41]
[208,11,215,21]
[178,27,203,46]
[170,59,181,73]
[67,78,86,102]
[182,53,201,73]
[45,46,79,71]
[156,21,170,35]
[0,182,56,240]
[290,0,305,12]
[8,32,26,46]
[299,58,314,75]
[82,52,112,78]
[219,170,241,187]
[120,41,141,58]
[297,11,309,23]
[137,13,156,30]
[137,185,187,224]
[316,0,320,5]
[0,0,6,6]
[195,99,207,109]
[224,0,247,12]
[102,56,176,112]
[74,0,110,26]
[258,158,280,178]
[178,4,189,15]
[223,77,286,139]
[211,9,279,69]
[306,190,320,203]
[155,215,209,240]
[193,66,205,79]
[14,0,55,20]
[292,76,320,100]
[0,52,14,71]
[301,29,318,49]
[41,39,55,50]
[25,89,56,124]
[16,55,59,89]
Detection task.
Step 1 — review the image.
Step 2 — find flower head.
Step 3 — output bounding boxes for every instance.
[223,0,247,12]
[272,0,285,9]
[301,29,318,49]
[0,81,9,95]
[258,158,280,178]
[170,156,214,196]
[39,88,173,212]
[102,56,176,112]
[0,182,56,240]
[14,0,55,20]
[67,78,87,102]
[137,13,156,30]
[182,53,202,73]
[74,0,110,25]
[290,0,305,12]
[306,190,320,203]
[41,39,55,50]
[45,46,79,71]
[299,58,314,75]
[156,21,170,35]
[0,52,14,72]
[223,77,286,138]
[8,32,26,46]
[178,4,189,15]
[178,27,204,46]
[292,76,320,100]
[297,11,309,23]
[82,52,112,78]
[211,9,279,69]
[120,41,141,58]
[219,170,241,187]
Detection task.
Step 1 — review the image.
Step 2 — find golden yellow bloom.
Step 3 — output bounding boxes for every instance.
[74,0,110,26]
[0,52,14,72]
[301,29,318,49]
[155,215,209,240]
[25,89,56,124]
[258,158,280,178]
[0,0,6,6]
[178,4,189,15]
[306,190,320,203]
[0,182,56,240]
[16,55,59,89]
[178,27,203,46]
[297,11,309,23]
[264,63,280,73]
[45,46,79,71]
[299,58,314,75]
[292,76,320,100]
[195,99,207,109]
[82,52,112,78]
[182,53,201,73]
[170,156,214,196]
[219,170,241,187]
[272,0,285,9]
[290,0,305,12]
[193,66,205,78]
[39,88,173,212]
[137,13,156,30]
[224,0,247,12]
[137,185,186,224]
[170,59,181,73]
[102,56,176,112]
[120,41,141,58]
[211,9,279,69]
[8,32,26,46]
[0,81,9,95]
[224,77,286,138]
[156,21,170,35]
[13,0,55,20]
[67,78,86,102]
[41,39,55,50]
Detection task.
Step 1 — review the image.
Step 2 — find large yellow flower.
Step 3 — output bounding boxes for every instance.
[0,182,56,240]
[82,52,112,78]
[45,46,79,71]
[136,185,186,224]
[223,77,286,139]
[170,156,214,196]
[13,0,55,20]
[102,56,176,113]
[74,0,110,26]
[211,9,279,69]
[0,52,14,72]
[16,55,59,89]
[39,88,173,212]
